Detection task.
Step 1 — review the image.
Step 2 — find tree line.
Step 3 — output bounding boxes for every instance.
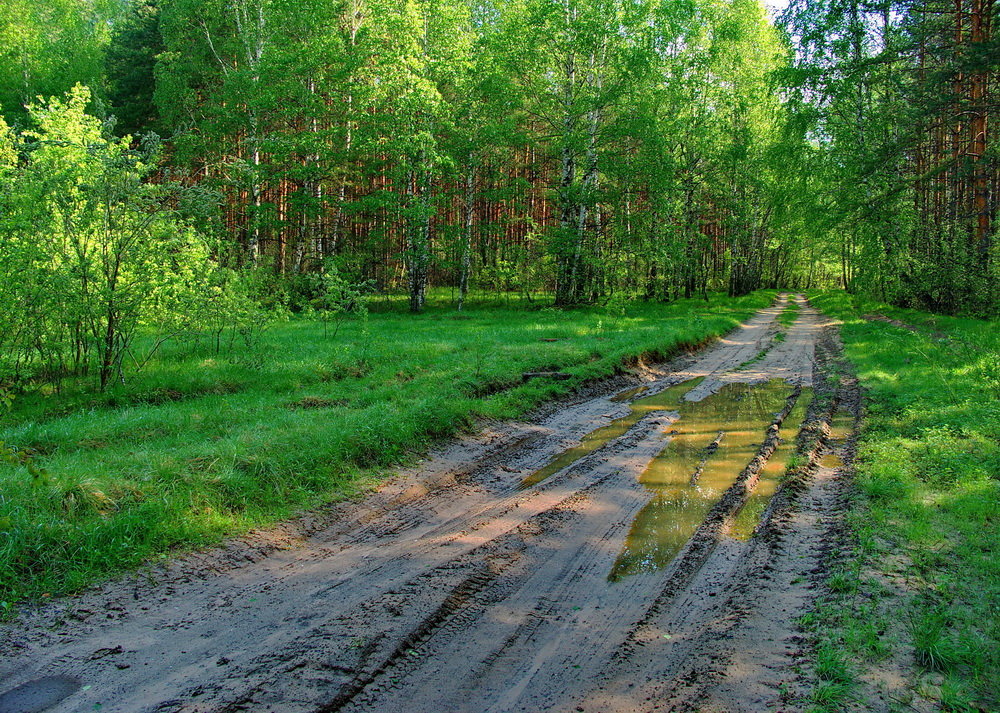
[0,0,995,391]
[4,0,801,305]
[783,0,997,314]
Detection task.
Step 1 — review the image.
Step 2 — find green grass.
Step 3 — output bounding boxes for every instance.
[773,298,800,345]
[0,291,777,612]
[803,290,999,712]
[737,348,770,370]
[777,298,800,330]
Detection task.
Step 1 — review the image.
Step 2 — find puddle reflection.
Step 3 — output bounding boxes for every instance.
[609,380,795,581]
[819,452,844,469]
[519,378,705,490]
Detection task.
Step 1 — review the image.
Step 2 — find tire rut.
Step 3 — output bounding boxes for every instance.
[572,313,859,713]
[0,294,839,713]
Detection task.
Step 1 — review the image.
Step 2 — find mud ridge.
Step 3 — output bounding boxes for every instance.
[689,430,725,486]
[713,385,803,533]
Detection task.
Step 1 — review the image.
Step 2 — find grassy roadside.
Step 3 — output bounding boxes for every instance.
[0,291,776,612]
[802,291,999,712]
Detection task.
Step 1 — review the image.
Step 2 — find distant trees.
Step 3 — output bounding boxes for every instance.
[106,0,163,137]
[143,0,795,308]
[783,0,998,314]
[5,0,990,318]
[498,0,657,305]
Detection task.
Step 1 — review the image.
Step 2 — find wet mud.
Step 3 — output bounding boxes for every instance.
[0,676,79,713]
[0,294,858,713]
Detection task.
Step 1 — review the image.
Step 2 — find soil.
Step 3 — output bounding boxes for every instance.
[0,294,859,713]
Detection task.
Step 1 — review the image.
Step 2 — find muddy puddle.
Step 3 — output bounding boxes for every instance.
[609,380,797,582]
[819,453,844,469]
[729,391,812,540]
[828,409,853,441]
[518,378,705,490]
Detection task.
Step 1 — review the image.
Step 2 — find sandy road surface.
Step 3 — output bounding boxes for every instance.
[0,295,857,713]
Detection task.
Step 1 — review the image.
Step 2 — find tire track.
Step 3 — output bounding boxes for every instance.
[0,294,833,713]
[569,316,858,713]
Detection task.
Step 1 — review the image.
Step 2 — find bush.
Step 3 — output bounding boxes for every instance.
[0,86,259,391]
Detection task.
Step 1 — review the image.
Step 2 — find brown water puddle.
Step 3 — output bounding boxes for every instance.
[729,390,813,540]
[828,409,853,441]
[609,380,794,581]
[518,378,705,490]
[609,385,649,403]
[819,453,844,469]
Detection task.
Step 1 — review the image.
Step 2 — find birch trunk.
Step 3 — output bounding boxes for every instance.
[457,164,475,311]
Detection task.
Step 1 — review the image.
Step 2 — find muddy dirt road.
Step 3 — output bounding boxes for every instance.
[0,295,858,713]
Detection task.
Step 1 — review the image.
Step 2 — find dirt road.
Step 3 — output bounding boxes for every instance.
[0,295,858,713]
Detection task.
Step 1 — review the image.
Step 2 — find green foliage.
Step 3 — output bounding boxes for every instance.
[782,1,999,316]
[0,0,991,315]
[144,0,803,302]
[310,260,376,338]
[105,0,163,136]
[0,291,773,610]
[0,86,260,392]
[0,0,118,125]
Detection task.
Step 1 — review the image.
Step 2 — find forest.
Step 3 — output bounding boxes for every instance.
[0,0,995,394]
[0,0,997,712]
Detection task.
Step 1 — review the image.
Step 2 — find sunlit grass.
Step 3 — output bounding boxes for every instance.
[805,290,999,712]
[0,291,776,611]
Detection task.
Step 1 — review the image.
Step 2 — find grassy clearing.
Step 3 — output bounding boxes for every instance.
[0,291,776,612]
[802,291,999,712]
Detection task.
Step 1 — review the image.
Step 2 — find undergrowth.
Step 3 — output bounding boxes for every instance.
[0,291,776,612]
[803,291,999,712]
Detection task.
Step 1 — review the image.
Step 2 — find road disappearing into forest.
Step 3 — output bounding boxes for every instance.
[0,295,859,713]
